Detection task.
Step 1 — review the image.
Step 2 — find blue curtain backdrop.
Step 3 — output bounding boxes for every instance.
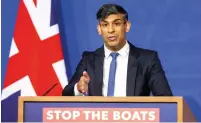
[2,0,201,121]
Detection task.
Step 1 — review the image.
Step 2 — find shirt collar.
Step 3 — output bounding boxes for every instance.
[104,41,130,59]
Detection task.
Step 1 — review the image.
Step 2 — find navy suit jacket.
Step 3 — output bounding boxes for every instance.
[62,42,173,96]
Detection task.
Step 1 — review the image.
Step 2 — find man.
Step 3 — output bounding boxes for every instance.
[62,4,173,96]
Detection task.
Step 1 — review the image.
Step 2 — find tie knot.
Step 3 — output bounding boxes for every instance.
[110,52,119,59]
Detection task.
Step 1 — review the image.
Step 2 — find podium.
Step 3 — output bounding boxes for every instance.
[18,96,196,122]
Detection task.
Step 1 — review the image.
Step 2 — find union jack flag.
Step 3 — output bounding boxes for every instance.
[1,0,68,121]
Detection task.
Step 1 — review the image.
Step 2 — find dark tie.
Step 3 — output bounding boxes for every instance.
[107,52,119,96]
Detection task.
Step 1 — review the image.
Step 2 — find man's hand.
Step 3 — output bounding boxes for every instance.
[77,71,90,93]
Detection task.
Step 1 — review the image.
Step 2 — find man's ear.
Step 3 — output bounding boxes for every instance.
[97,24,102,35]
[125,21,131,32]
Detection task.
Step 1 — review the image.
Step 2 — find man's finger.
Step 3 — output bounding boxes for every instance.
[80,76,88,84]
[81,80,87,85]
[83,71,90,81]
[80,85,87,93]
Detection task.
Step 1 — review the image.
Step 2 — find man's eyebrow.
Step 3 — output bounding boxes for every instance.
[100,19,124,23]
[113,19,124,22]
[100,20,108,23]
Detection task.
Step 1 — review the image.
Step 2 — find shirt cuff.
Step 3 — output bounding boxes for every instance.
[74,83,84,96]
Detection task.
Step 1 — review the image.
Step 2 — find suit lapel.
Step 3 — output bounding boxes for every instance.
[93,47,104,96]
[126,43,139,96]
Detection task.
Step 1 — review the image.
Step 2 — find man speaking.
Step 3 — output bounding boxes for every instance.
[62,4,173,96]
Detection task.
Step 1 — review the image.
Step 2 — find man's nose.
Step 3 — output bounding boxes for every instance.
[108,24,115,33]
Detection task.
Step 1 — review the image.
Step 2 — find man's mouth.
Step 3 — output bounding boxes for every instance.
[108,36,117,41]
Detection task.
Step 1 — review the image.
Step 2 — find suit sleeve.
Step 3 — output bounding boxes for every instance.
[62,52,87,96]
[148,52,173,96]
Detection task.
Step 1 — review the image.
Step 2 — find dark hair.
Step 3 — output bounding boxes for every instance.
[96,4,128,21]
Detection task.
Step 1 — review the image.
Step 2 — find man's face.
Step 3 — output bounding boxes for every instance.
[97,14,131,51]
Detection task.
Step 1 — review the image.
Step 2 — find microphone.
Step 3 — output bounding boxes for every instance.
[42,83,58,96]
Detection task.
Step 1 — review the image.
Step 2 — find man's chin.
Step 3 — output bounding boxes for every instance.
[108,41,118,47]
[107,44,120,51]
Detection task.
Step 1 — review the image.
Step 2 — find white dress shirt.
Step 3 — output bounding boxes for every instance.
[74,41,130,96]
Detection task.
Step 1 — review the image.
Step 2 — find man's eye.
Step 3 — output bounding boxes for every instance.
[114,23,121,26]
[101,24,108,27]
